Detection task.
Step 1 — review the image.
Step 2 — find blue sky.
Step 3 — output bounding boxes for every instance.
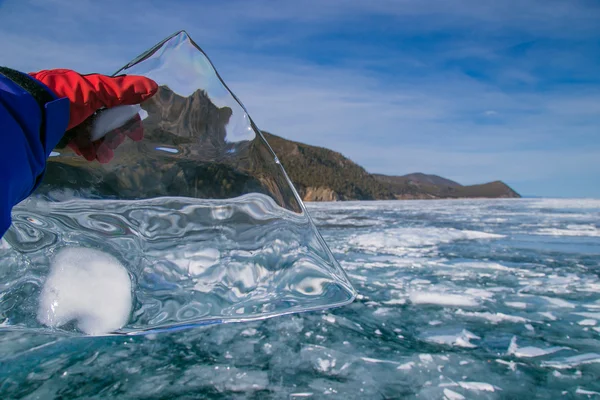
[1,0,599,197]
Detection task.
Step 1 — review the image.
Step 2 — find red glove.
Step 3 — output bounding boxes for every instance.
[29,69,157,163]
[66,113,145,163]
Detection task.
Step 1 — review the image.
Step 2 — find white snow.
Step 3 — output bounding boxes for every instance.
[505,302,528,309]
[507,337,569,358]
[527,199,600,209]
[535,225,600,237]
[576,387,600,396]
[397,361,415,371]
[423,329,480,348]
[458,381,497,392]
[410,292,479,307]
[539,296,577,309]
[241,328,258,336]
[316,357,334,372]
[348,227,504,256]
[538,312,558,321]
[463,288,496,299]
[574,312,600,319]
[322,314,336,324]
[578,319,597,326]
[456,310,529,324]
[452,261,513,272]
[443,388,466,400]
[373,306,392,317]
[496,359,518,371]
[37,247,132,335]
[383,298,407,305]
[542,353,600,369]
[511,346,567,358]
[419,354,434,363]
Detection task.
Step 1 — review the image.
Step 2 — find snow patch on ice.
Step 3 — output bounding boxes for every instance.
[241,328,258,337]
[422,329,480,348]
[373,307,392,316]
[443,388,465,400]
[542,353,600,369]
[507,337,569,358]
[540,296,577,309]
[496,359,518,371]
[456,310,529,324]
[458,381,498,392]
[37,247,132,335]
[539,311,558,321]
[452,261,513,272]
[348,227,504,256]
[383,298,406,305]
[322,314,336,324]
[527,199,600,209]
[410,292,479,307]
[535,225,600,237]
[578,319,597,326]
[464,288,496,300]
[397,361,415,371]
[419,354,434,363]
[505,302,528,309]
[576,387,600,396]
[574,312,600,319]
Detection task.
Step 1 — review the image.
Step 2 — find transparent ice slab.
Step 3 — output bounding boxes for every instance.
[0,31,356,336]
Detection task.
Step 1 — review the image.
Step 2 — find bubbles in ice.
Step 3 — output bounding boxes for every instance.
[37,247,132,335]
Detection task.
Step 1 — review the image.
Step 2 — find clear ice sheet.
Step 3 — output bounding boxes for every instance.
[0,31,355,335]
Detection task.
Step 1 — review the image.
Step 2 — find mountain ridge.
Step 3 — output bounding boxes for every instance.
[262,132,520,201]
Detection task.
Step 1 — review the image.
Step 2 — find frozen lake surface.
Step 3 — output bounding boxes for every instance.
[1,198,599,399]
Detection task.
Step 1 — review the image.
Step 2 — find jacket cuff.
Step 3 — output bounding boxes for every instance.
[0,67,70,157]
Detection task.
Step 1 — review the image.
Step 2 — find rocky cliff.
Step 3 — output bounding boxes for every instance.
[265,133,521,201]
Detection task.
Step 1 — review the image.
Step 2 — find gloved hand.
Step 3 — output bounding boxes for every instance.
[29,69,157,163]
[66,112,145,163]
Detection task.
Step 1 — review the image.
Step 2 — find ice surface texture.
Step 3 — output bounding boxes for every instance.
[2,199,598,398]
[0,31,355,335]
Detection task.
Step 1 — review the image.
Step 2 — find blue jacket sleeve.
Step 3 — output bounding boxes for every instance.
[0,68,70,236]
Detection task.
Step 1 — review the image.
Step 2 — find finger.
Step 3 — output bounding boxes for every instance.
[67,142,82,156]
[95,141,114,164]
[104,128,127,150]
[68,131,97,161]
[127,124,144,142]
[77,143,98,162]
[85,74,158,110]
[104,112,144,149]
[118,113,144,141]
[125,119,144,142]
